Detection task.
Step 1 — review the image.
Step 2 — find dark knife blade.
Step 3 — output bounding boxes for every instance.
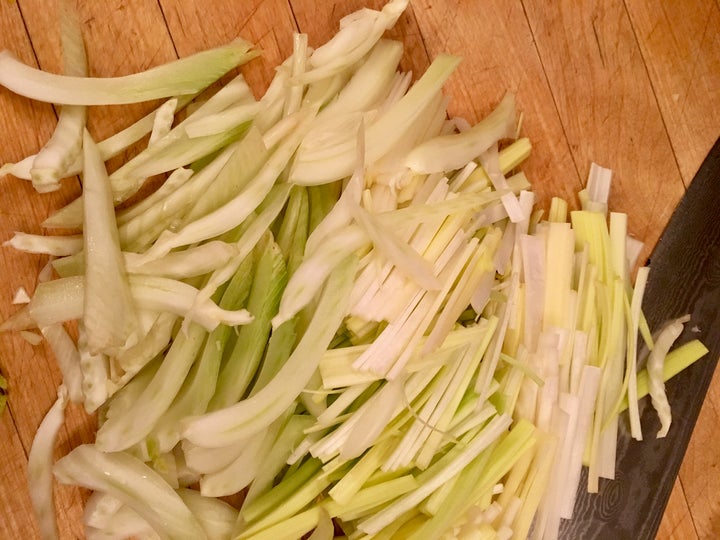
[559,137,720,539]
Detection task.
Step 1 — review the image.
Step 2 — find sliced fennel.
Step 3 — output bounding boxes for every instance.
[0,3,710,540]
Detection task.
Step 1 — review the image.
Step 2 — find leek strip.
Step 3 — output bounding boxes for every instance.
[82,129,138,355]
[241,415,314,512]
[358,414,512,534]
[53,444,207,539]
[0,40,257,105]
[96,323,207,452]
[183,254,358,447]
[27,386,67,540]
[30,3,86,192]
[351,203,440,291]
[619,339,708,409]
[3,232,83,256]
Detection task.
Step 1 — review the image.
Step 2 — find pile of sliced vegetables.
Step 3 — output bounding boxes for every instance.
[0,1,709,539]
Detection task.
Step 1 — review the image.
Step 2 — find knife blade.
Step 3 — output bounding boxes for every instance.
[560,137,720,539]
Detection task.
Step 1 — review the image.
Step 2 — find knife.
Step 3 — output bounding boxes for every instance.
[559,137,720,539]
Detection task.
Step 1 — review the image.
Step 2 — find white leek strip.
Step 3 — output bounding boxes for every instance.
[3,232,83,256]
[27,385,68,540]
[183,102,262,138]
[272,224,368,328]
[27,275,252,331]
[40,324,83,403]
[353,200,440,293]
[626,265,649,440]
[299,0,408,84]
[82,130,139,355]
[358,414,512,535]
[583,162,612,215]
[0,39,257,105]
[54,444,207,539]
[405,93,516,174]
[182,254,358,448]
[148,98,178,144]
[560,365,601,519]
[647,315,690,437]
[141,109,315,260]
[30,2,86,192]
[340,377,406,461]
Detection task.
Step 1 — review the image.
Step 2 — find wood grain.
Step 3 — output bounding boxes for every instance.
[0,0,717,538]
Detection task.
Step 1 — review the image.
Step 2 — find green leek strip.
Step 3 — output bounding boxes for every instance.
[30,2,86,193]
[358,414,512,535]
[0,40,257,105]
[27,385,68,540]
[53,444,207,539]
[240,414,314,513]
[82,129,139,355]
[182,254,358,448]
[240,458,322,524]
[210,239,287,409]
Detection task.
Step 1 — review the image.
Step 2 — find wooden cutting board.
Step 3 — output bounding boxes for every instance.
[0,1,718,538]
